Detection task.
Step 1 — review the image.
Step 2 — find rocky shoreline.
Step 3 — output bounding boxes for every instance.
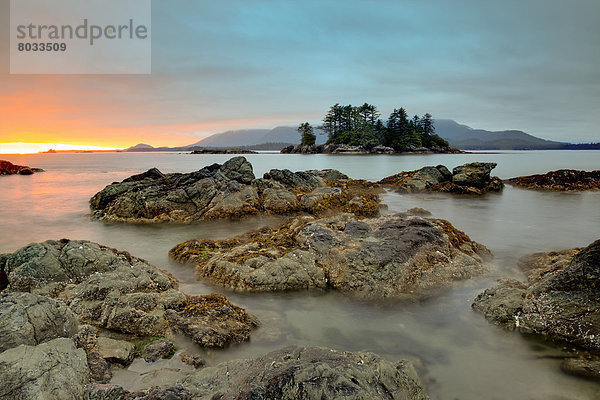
[473,239,600,380]
[0,239,431,399]
[506,169,600,191]
[0,160,44,175]
[281,143,462,154]
[90,157,382,223]
[170,210,491,299]
[380,162,503,195]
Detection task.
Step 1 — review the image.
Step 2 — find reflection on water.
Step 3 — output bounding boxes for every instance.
[1,151,600,400]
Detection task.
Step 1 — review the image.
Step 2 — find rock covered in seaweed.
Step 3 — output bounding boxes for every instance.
[473,239,600,354]
[90,156,382,223]
[380,162,503,194]
[0,239,259,348]
[170,210,491,299]
[506,169,600,191]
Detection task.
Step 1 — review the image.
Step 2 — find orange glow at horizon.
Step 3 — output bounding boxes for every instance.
[0,142,119,154]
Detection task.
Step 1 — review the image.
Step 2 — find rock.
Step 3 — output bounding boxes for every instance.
[371,145,395,154]
[507,169,600,191]
[0,160,44,175]
[191,148,258,155]
[452,162,497,188]
[0,338,89,400]
[165,293,260,348]
[560,358,600,381]
[73,325,112,382]
[0,291,78,352]
[2,239,259,349]
[84,383,194,400]
[143,339,176,362]
[380,162,503,194]
[181,346,429,399]
[170,212,491,299]
[473,239,600,353]
[179,352,206,368]
[96,337,135,365]
[90,157,381,223]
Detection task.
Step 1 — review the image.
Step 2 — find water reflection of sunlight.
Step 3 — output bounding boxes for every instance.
[0,142,118,154]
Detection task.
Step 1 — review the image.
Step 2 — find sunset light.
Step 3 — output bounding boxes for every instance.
[0,142,119,154]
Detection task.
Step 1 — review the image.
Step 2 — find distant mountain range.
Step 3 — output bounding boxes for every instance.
[124,120,599,151]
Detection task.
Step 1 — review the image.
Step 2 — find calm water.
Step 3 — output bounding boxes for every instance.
[1,151,599,400]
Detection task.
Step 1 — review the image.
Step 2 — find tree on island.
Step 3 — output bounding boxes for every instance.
[317,103,448,150]
[297,122,316,146]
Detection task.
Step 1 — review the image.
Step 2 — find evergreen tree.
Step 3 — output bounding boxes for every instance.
[297,122,316,146]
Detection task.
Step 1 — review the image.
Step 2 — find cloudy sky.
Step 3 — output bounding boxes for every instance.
[1,0,599,149]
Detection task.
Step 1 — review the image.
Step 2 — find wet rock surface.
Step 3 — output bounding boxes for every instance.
[380,162,503,194]
[473,239,600,377]
[142,339,176,362]
[0,239,259,349]
[0,160,44,175]
[85,346,429,400]
[170,211,491,299]
[506,169,600,191]
[90,156,382,223]
[181,346,429,399]
[0,338,89,400]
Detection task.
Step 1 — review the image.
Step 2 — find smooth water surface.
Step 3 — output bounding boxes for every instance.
[1,151,599,399]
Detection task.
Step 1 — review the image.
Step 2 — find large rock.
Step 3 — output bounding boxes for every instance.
[473,239,600,353]
[0,338,89,400]
[507,169,600,191]
[1,239,259,348]
[181,346,429,399]
[90,157,381,223]
[0,160,44,175]
[0,291,78,352]
[170,211,491,299]
[380,162,503,194]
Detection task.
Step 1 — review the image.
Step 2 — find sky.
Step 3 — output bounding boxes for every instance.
[1,0,599,151]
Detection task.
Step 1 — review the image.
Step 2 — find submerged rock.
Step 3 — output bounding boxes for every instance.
[506,169,600,191]
[0,338,89,400]
[90,156,381,223]
[380,162,503,194]
[170,211,491,299]
[0,160,44,175]
[473,239,600,354]
[0,239,259,349]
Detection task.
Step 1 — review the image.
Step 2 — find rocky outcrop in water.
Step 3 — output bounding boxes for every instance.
[473,239,600,378]
[84,346,429,400]
[506,169,600,191]
[170,210,491,299]
[380,162,503,194]
[281,143,460,154]
[0,239,259,349]
[0,160,44,175]
[90,156,381,223]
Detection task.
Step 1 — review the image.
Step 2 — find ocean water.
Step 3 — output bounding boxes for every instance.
[1,150,599,399]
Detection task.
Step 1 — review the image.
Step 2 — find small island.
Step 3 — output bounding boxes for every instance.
[0,160,44,175]
[282,103,460,154]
